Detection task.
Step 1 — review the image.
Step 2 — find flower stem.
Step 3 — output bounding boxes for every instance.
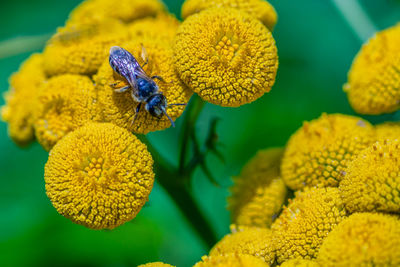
[139,135,218,249]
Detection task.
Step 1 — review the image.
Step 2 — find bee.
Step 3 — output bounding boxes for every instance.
[109,46,185,127]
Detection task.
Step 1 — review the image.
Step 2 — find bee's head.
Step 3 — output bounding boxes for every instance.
[145,94,175,127]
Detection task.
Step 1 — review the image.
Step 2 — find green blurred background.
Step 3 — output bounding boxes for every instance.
[0,0,399,266]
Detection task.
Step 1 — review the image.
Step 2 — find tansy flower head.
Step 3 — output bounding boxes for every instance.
[45,122,154,229]
[1,53,45,146]
[137,263,175,267]
[280,259,321,267]
[33,74,98,151]
[173,7,278,107]
[271,187,347,264]
[68,0,166,26]
[375,121,400,141]
[194,254,270,267]
[181,0,277,31]
[209,225,275,264]
[344,23,400,115]
[281,113,376,190]
[94,39,192,134]
[43,20,129,76]
[228,148,287,228]
[317,213,400,267]
[339,139,400,213]
[127,13,180,44]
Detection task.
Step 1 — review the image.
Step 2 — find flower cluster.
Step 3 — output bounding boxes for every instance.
[1,0,193,230]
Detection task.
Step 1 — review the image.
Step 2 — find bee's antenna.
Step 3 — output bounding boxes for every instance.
[162,109,175,128]
[168,103,187,107]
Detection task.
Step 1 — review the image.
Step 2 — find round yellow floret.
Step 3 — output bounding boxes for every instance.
[43,20,129,76]
[1,54,45,146]
[344,23,400,115]
[271,187,347,264]
[127,14,180,43]
[94,39,192,134]
[137,263,175,267]
[281,113,376,190]
[45,122,154,229]
[279,259,320,267]
[317,213,400,266]
[194,254,270,267]
[182,0,277,31]
[210,226,275,264]
[33,74,98,151]
[68,0,165,25]
[375,121,400,141]
[228,148,287,228]
[173,7,278,107]
[340,140,400,213]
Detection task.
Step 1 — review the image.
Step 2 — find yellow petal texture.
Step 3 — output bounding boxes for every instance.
[33,74,98,151]
[271,187,347,264]
[68,0,165,25]
[375,121,400,141]
[193,254,270,267]
[279,259,320,267]
[344,23,400,115]
[127,13,180,43]
[45,122,154,229]
[138,263,175,267]
[228,148,287,228]
[173,7,278,107]
[94,39,192,134]
[317,213,400,267]
[281,113,376,190]
[340,140,400,213]
[209,226,275,264]
[43,20,129,76]
[1,53,45,146]
[182,0,277,31]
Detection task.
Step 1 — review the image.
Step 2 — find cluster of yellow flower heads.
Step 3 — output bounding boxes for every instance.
[1,0,196,231]
[174,1,278,107]
[203,110,400,266]
[344,23,400,115]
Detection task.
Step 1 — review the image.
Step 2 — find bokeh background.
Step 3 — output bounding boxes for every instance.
[1,0,399,266]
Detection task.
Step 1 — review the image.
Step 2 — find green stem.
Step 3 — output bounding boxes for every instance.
[139,135,218,249]
[178,95,206,174]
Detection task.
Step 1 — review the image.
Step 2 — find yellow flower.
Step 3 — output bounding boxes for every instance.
[94,39,192,134]
[1,53,45,146]
[181,0,277,31]
[271,187,347,264]
[193,254,270,267]
[127,13,180,43]
[344,23,400,115]
[375,121,400,141]
[228,148,287,228]
[173,7,278,107]
[137,263,175,267]
[281,113,376,190]
[68,0,166,25]
[33,74,98,151]
[339,140,400,213]
[45,122,154,229]
[209,226,275,264]
[317,213,400,267]
[279,259,320,267]
[42,20,129,76]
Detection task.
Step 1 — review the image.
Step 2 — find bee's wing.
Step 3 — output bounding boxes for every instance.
[130,59,155,85]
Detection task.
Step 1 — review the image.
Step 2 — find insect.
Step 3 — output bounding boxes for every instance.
[109,46,185,127]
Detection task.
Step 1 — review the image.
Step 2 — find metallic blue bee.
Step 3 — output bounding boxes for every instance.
[109,46,185,127]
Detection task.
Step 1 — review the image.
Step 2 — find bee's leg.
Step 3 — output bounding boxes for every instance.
[114,85,130,93]
[131,103,142,127]
[140,44,149,68]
